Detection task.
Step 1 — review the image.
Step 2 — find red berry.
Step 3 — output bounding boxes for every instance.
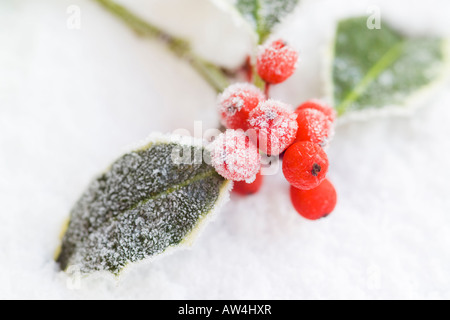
[233,171,263,196]
[283,141,329,190]
[295,108,333,146]
[208,130,261,182]
[218,83,265,130]
[248,100,298,156]
[296,100,336,123]
[290,179,337,220]
[257,39,299,84]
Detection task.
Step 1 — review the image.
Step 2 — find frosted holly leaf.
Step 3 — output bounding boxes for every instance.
[212,0,300,43]
[236,0,299,42]
[56,135,231,275]
[329,17,450,117]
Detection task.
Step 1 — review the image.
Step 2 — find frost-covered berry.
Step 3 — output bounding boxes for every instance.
[218,83,265,130]
[290,179,337,220]
[257,39,299,84]
[248,100,298,156]
[233,171,263,196]
[296,100,336,123]
[208,130,261,182]
[283,141,329,190]
[295,108,333,146]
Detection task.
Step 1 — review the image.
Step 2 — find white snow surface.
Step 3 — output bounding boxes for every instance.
[1,0,450,299]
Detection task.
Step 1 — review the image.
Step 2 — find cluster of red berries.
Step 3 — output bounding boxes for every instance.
[209,39,337,221]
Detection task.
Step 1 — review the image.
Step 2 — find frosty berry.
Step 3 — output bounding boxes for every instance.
[295,108,333,146]
[218,83,265,130]
[283,141,329,190]
[248,100,298,156]
[233,171,263,196]
[208,130,261,182]
[257,39,299,84]
[296,100,336,123]
[290,179,337,220]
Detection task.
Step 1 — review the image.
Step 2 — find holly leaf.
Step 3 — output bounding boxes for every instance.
[330,17,450,117]
[56,135,231,275]
[212,0,300,43]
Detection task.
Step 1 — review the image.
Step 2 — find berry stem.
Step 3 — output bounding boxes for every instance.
[264,83,271,99]
[252,69,266,92]
[93,0,230,92]
[244,56,253,83]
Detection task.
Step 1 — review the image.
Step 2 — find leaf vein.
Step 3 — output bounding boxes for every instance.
[336,41,406,115]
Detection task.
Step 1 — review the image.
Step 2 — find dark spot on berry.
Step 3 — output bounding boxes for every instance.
[227,106,237,115]
[311,163,322,177]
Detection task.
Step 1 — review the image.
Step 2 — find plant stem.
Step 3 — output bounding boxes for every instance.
[264,83,271,99]
[93,0,229,92]
[252,68,266,92]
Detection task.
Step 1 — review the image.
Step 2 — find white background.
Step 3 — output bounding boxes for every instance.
[1,0,450,299]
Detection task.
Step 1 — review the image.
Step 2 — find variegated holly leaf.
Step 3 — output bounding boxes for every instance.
[56,135,231,275]
[330,17,450,117]
[212,0,300,43]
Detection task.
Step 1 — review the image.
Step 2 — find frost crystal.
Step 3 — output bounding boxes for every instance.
[57,139,230,275]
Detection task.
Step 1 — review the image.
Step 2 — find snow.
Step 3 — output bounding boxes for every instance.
[1,0,450,299]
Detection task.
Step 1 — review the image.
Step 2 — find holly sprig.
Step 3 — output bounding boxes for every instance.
[57,0,450,276]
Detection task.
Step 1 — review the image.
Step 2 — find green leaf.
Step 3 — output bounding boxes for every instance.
[56,135,231,275]
[330,17,450,116]
[214,0,299,43]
